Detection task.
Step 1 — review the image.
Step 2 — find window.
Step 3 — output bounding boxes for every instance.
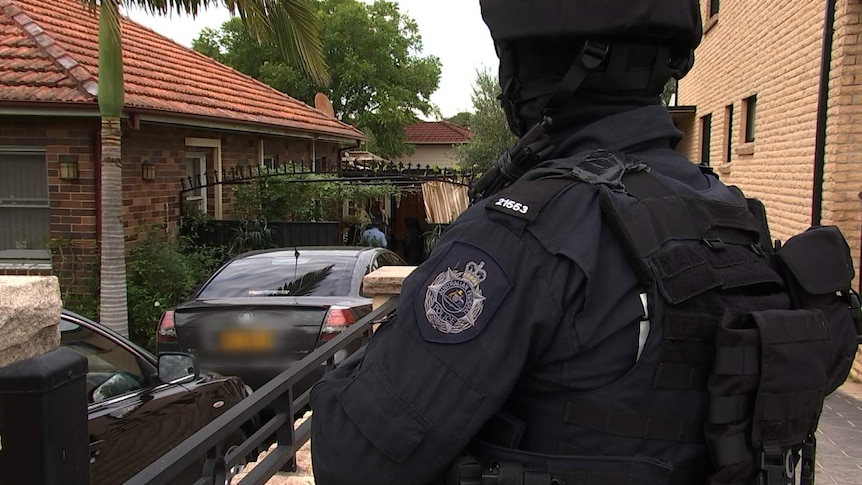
[0,149,49,259]
[60,319,147,404]
[710,0,720,17]
[700,114,712,166]
[744,95,757,143]
[262,156,276,170]
[725,104,734,164]
[184,153,208,214]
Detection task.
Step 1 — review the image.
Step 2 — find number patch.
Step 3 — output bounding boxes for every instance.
[494,197,529,214]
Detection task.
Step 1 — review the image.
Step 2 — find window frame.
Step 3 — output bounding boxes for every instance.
[700,114,713,166]
[0,147,50,261]
[744,95,757,143]
[725,104,734,164]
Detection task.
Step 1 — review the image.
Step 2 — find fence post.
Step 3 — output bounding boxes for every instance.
[362,266,417,330]
[0,276,87,485]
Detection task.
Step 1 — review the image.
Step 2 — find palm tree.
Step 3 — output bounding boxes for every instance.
[81,0,328,337]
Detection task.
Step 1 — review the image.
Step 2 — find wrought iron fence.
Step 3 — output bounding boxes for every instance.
[125,297,399,485]
[180,160,476,194]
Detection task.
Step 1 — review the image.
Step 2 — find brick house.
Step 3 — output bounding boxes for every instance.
[395,120,472,168]
[0,0,365,284]
[676,0,862,377]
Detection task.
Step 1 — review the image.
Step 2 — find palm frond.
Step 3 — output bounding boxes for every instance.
[277,264,334,297]
[225,0,329,85]
[81,0,328,85]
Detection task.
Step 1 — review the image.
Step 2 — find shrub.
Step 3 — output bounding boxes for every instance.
[127,228,224,351]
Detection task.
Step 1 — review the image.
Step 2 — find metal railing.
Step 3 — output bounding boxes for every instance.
[126,297,399,485]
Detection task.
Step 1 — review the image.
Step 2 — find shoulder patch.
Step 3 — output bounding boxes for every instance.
[485,177,575,222]
[415,242,512,344]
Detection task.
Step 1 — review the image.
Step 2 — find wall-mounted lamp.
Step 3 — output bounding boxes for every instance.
[59,160,79,180]
[142,162,156,181]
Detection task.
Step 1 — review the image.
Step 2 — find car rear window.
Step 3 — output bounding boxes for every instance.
[197,254,358,298]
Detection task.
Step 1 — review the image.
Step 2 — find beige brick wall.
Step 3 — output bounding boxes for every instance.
[679,0,862,379]
[828,0,862,380]
[395,144,460,168]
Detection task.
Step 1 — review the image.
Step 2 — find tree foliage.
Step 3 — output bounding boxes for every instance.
[454,69,517,172]
[194,0,442,159]
[446,111,473,129]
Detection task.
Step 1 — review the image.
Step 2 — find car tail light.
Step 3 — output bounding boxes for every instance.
[157,310,177,344]
[320,306,357,341]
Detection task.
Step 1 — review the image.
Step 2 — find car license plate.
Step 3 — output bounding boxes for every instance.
[220,329,274,352]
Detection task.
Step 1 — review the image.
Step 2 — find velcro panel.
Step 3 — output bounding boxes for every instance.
[664,309,721,342]
[564,400,703,443]
[751,309,831,447]
[652,245,721,304]
[708,246,784,291]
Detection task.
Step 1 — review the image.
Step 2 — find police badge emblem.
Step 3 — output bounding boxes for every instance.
[424,260,488,334]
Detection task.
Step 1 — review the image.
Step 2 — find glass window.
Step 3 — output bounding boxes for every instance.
[60,320,147,404]
[700,114,712,166]
[744,95,757,143]
[0,150,49,258]
[198,254,358,298]
[710,0,720,17]
[725,104,734,164]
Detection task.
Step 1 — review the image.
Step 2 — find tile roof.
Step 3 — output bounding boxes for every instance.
[0,0,365,141]
[405,120,472,144]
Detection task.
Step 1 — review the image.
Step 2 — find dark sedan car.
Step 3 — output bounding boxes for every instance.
[156,247,405,390]
[60,310,256,485]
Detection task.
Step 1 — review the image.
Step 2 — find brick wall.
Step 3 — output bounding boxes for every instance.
[679,0,862,379]
[826,0,862,380]
[0,116,99,295]
[1,116,346,297]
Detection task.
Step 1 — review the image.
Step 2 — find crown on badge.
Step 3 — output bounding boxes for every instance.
[463,261,487,286]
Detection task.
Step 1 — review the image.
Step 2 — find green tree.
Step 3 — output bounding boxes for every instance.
[446,111,473,129]
[661,78,677,106]
[455,69,517,172]
[80,0,327,337]
[194,0,442,159]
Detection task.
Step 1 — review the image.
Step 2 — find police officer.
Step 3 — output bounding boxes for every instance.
[310,2,859,485]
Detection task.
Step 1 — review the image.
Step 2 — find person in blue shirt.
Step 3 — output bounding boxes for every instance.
[361,217,388,248]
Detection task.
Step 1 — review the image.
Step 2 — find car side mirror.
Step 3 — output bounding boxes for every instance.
[157,352,199,383]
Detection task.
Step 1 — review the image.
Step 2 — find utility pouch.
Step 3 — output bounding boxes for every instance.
[776,226,859,393]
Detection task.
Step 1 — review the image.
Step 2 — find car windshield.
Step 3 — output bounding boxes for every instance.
[198,253,359,298]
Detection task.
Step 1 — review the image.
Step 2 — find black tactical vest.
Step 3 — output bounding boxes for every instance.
[455,150,860,485]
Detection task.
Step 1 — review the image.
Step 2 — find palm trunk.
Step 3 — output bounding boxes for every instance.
[99,116,128,337]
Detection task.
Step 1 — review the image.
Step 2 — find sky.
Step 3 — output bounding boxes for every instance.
[126,0,499,119]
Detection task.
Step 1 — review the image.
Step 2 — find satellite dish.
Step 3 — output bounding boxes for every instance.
[314,93,335,117]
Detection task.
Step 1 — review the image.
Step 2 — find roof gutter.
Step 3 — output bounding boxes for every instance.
[812,0,837,226]
[130,109,367,146]
[0,103,100,118]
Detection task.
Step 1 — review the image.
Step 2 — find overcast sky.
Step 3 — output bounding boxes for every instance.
[126,0,499,119]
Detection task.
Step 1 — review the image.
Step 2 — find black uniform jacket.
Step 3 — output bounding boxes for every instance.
[309,105,743,485]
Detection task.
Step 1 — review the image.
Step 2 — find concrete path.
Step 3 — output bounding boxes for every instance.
[817,381,862,484]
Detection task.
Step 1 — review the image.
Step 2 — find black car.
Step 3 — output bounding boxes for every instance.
[60,310,257,485]
[156,247,406,390]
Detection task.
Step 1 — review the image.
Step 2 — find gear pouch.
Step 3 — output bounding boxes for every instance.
[777,226,859,393]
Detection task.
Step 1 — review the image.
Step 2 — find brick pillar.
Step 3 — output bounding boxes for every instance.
[362,266,416,331]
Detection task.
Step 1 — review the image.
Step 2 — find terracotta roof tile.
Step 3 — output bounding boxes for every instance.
[1,0,365,140]
[405,120,472,144]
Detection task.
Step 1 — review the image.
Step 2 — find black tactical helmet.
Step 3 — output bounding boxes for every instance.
[481,0,702,57]
[480,0,703,135]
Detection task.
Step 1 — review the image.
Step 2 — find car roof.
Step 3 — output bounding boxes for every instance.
[60,309,156,362]
[235,246,382,260]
